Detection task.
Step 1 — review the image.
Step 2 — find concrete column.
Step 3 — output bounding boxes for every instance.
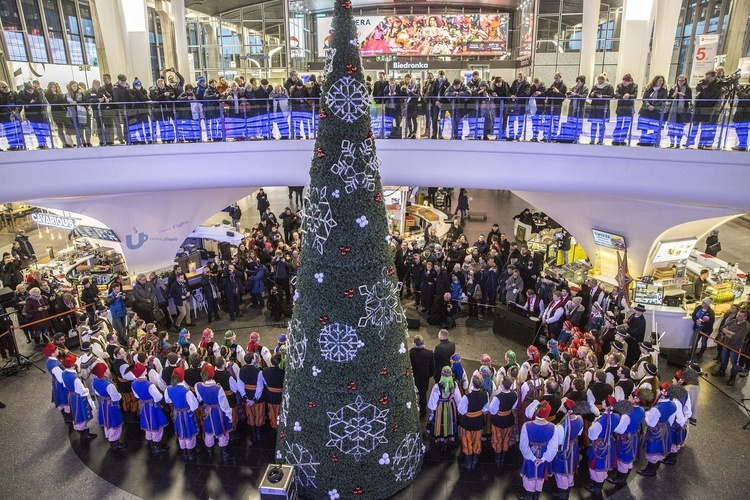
[92,0,151,82]
[649,0,682,82]
[171,0,191,78]
[722,0,750,73]
[615,0,656,90]
[579,0,601,82]
[155,4,176,71]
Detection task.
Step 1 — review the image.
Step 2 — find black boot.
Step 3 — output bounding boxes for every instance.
[182,449,190,461]
[471,454,480,469]
[663,453,678,465]
[61,410,72,424]
[637,461,658,477]
[152,441,168,454]
[608,470,630,485]
[109,440,127,451]
[516,491,532,500]
[552,488,570,500]
[459,453,472,469]
[186,448,196,463]
[727,373,737,386]
[78,429,97,442]
[221,446,232,464]
[585,481,603,496]
[494,452,503,467]
[206,445,214,458]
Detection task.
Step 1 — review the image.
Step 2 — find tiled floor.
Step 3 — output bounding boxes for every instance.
[1,187,749,499]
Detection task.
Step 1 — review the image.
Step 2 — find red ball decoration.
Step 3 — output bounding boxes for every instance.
[308,401,317,409]
[339,246,351,256]
[392,424,399,432]
[317,148,325,158]
[388,266,394,275]
[346,64,357,75]
[279,431,285,438]
[380,367,388,376]
[347,381,357,391]
[353,486,363,495]
[319,109,327,119]
[374,193,383,203]
[343,288,355,298]
[379,396,389,405]
[341,0,352,9]
[319,315,329,325]
[368,130,374,139]
[404,370,410,377]
[332,454,339,463]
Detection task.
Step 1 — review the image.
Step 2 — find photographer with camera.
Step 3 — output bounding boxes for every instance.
[472,80,493,140]
[106,282,128,345]
[161,67,185,98]
[686,70,722,149]
[731,75,750,151]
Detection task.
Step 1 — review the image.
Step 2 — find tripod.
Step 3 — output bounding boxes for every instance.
[0,310,46,376]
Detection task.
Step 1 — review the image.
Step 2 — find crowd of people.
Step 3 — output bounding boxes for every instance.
[409,325,702,499]
[1,66,748,149]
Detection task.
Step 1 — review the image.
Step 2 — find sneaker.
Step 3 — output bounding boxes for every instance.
[739,369,749,378]
[688,418,697,426]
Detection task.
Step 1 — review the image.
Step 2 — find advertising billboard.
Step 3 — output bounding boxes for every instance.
[591,229,627,251]
[317,14,508,57]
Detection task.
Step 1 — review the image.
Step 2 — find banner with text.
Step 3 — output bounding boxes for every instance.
[690,34,719,86]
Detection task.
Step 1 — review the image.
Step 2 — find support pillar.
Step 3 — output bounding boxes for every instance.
[171,0,191,78]
[615,0,656,90]
[579,0,601,82]
[92,0,151,82]
[92,0,128,77]
[722,0,750,73]
[649,0,682,82]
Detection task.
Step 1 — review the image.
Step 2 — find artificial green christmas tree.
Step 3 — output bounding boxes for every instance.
[275,1,424,498]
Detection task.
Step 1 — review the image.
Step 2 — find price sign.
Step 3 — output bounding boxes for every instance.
[690,35,719,86]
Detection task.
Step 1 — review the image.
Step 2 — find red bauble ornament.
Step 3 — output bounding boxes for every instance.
[342,1,352,10]
[380,367,388,376]
[388,266,395,275]
[317,148,325,158]
[347,381,357,391]
[353,486,363,495]
[392,424,399,432]
[279,432,285,438]
[374,193,383,203]
[332,454,339,463]
[339,246,351,255]
[368,130,374,139]
[319,109,327,119]
[346,64,357,75]
[343,288,355,298]
[308,401,317,409]
[404,370,410,377]
[379,396,389,405]
[319,315,329,325]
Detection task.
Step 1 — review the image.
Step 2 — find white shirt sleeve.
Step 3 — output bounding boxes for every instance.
[150,370,167,392]
[613,413,630,434]
[51,365,64,383]
[488,396,499,415]
[73,376,89,397]
[217,388,232,421]
[148,383,164,403]
[562,376,572,395]
[254,372,266,401]
[186,389,199,411]
[520,382,530,402]
[427,385,440,411]
[164,387,174,404]
[681,395,692,420]
[106,382,121,401]
[583,371,593,388]
[614,385,625,401]
[261,347,273,368]
[91,342,109,360]
[188,343,197,356]
[588,418,603,441]
[645,407,661,427]
[673,400,686,426]
[586,389,596,407]
[194,384,204,403]
[525,400,540,420]
[229,375,240,393]
[457,395,469,415]
[605,372,615,387]
[542,429,559,462]
[235,346,246,366]
[212,343,221,361]
[119,364,136,381]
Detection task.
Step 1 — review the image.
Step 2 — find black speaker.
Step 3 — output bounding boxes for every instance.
[406,318,421,330]
[0,287,13,307]
[665,350,692,368]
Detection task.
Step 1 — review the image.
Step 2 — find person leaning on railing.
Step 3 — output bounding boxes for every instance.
[665,75,692,148]
[731,77,750,152]
[543,73,567,142]
[587,74,614,145]
[45,82,72,147]
[612,74,638,145]
[687,70,722,150]
[636,75,667,147]
[17,82,50,149]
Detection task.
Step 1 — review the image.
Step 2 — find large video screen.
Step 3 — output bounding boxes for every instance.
[317,14,509,57]
[591,229,626,251]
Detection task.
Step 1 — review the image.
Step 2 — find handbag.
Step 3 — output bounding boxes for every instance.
[153,307,165,322]
[709,242,721,253]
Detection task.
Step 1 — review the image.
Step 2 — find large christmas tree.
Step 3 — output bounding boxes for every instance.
[275,1,424,498]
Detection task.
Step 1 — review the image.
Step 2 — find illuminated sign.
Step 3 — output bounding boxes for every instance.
[31,213,76,230]
[591,229,626,251]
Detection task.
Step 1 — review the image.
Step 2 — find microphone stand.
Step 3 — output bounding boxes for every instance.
[0,309,46,376]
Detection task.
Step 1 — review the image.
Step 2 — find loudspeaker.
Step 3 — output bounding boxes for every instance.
[665,350,692,368]
[406,318,421,330]
[0,287,14,308]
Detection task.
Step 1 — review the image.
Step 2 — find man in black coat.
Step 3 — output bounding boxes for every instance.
[428,292,455,330]
[409,335,435,418]
[626,304,648,344]
[692,298,716,359]
[222,263,245,321]
[433,329,456,382]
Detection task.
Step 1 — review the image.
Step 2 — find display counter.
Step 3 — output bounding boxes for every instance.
[642,304,696,350]
[404,205,449,246]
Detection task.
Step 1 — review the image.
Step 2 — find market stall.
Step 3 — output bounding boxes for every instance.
[404,204,449,246]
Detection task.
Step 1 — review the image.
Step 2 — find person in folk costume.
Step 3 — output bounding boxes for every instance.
[88,326,110,364]
[563,377,587,404]
[200,328,220,365]
[247,331,273,368]
[562,358,584,395]
[195,364,233,463]
[518,401,559,500]
[610,339,627,364]
[450,353,469,394]
[637,362,659,394]
[638,382,683,477]
[258,353,285,429]
[105,333,122,364]
[224,330,246,366]
[677,363,701,426]
[488,376,518,469]
[602,352,622,386]
[177,328,197,359]
[61,352,98,444]
[471,354,499,387]
[557,321,575,347]
[136,350,166,392]
[609,390,649,486]
[524,288,545,317]
[221,345,246,424]
[663,382,692,466]
[476,365,497,440]
[519,364,544,428]
[111,346,139,422]
[91,362,127,451]
[161,352,182,389]
[540,290,567,341]
[551,400,587,500]
[546,360,565,397]
[427,366,462,451]
[519,345,541,383]
[586,395,620,497]
[587,370,614,413]
[498,349,520,378]
[457,374,489,470]
[630,340,656,383]
[96,306,114,336]
[534,378,564,424]
[164,367,200,462]
[212,356,241,434]
[274,334,287,354]
[546,339,561,362]
[614,364,636,401]
[44,343,71,423]
[131,362,170,455]
[239,352,267,443]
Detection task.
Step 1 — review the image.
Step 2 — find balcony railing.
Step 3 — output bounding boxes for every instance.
[0,96,747,152]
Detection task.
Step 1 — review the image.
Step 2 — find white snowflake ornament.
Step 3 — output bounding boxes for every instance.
[325,76,369,123]
[330,139,379,194]
[279,390,290,428]
[406,402,412,409]
[349,38,357,46]
[356,216,369,228]
[276,449,283,459]
[312,366,322,376]
[379,453,391,465]
[319,323,365,362]
[332,189,340,198]
[322,48,336,79]
[327,395,389,461]
[294,421,302,432]
[315,272,325,283]
[358,267,406,340]
[286,319,308,370]
[285,442,320,489]
[399,343,406,354]
[391,433,425,482]
[300,186,337,255]
[328,490,340,500]
[293,289,300,302]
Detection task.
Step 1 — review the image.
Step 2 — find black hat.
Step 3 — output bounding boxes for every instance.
[23,82,33,90]
[117,74,127,82]
[611,340,625,353]
[89,326,102,335]
[615,324,629,337]
[452,78,461,85]
[640,341,655,352]
[634,304,646,312]
[645,362,658,376]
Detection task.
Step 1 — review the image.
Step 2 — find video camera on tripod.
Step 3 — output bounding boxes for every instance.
[718,69,742,92]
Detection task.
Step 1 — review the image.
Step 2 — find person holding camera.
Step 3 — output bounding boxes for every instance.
[731,76,750,151]
[687,70,722,149]
[106,282,129,345]
[170,273,195,332]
